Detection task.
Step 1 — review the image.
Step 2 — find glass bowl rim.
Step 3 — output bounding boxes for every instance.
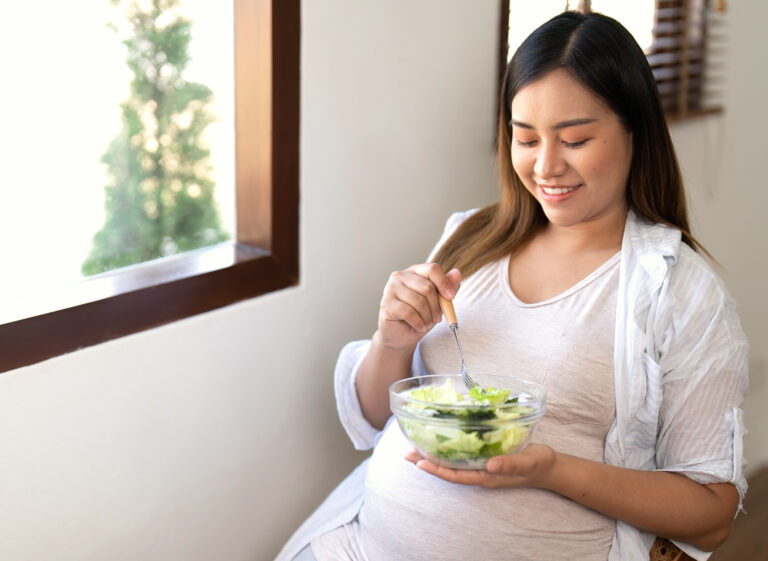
[389,373,546,411]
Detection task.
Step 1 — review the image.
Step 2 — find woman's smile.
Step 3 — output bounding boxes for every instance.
[538,183,582,198]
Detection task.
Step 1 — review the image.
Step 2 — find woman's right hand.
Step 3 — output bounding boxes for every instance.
[375,263,462,352]
[356,263,461,429]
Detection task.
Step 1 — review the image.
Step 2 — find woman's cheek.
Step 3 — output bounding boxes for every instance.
[511,149,531,177]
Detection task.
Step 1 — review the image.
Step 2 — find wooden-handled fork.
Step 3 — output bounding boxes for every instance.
[437,295,479,389]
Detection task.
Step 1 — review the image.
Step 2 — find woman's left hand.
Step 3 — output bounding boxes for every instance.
[405,443,557,489]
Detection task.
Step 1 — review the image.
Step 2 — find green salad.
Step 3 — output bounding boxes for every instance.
[399,380,535,464]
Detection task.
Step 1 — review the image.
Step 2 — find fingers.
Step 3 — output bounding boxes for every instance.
[382,273,436,333]
[404,449,422,464]
[404,447,551,489]
[394,270,442,325]
[486,457,505,473]
[381,264,461,334]
[411,457,505,488]
[405,448,504,488]
[408,263,460,300]
[487,444,555,481]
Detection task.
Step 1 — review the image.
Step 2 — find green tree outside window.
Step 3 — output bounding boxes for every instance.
[83,0,228,275]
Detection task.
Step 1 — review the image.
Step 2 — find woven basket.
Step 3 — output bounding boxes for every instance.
[649,537,695,561]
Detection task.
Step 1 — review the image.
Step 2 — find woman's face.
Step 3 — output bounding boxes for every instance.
[510,69,633,231]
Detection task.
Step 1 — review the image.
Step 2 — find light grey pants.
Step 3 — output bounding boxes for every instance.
[292,544,318,561]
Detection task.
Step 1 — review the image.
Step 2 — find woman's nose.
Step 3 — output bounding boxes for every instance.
[533,142,567,179]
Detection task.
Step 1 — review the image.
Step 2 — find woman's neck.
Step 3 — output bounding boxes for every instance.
[538,207,628,256]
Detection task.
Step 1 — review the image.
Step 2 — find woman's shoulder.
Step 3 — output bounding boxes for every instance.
[625,212,744,336]
[426,208,481,262]
[626,211,724,290]
[674,242,720,282]
[443,208,481,235]
[662,240,747,350]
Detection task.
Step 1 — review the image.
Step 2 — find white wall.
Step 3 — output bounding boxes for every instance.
[0,2,500,560]
[0,2,765,561]
[669,0,768,477]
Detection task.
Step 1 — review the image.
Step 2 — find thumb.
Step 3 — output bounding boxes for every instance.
[446,268,462,294]
[486,457,505,473]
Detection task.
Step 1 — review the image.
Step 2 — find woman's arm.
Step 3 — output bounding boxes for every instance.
[355,264,461,429]
[406,444,739,551]
[355,333,416,430]
[546,452,738,551]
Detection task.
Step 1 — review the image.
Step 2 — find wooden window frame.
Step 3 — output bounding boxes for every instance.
[0,0,300,374]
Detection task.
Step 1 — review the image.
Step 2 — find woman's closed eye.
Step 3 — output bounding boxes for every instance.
[514,138,591,148]
[563,138,589,148]
[515,139,538,147]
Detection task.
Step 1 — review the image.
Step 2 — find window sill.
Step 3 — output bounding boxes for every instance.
[0,242,298,374]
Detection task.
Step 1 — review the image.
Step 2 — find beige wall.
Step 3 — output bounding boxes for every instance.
[0,2,764,561]
[0,2,500,560]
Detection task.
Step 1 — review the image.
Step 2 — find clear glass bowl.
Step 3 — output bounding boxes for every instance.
[390,374,546,470]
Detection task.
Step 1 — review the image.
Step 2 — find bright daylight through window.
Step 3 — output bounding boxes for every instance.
[507,0,655,58]
[0,0,235,325]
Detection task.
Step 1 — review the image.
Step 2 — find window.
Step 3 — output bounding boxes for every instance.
[646,0,725,119]
[500,0,725,120]
[0,0,299,373]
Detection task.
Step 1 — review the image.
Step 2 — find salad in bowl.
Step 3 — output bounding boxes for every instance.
[389,374,546,469]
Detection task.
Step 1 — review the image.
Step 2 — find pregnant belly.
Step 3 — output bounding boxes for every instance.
[357,422,614,561]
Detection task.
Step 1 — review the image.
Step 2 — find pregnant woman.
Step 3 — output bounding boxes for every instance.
[277,10,749,561]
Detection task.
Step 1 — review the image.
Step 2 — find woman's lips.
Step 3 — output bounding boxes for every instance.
[539,184,581,198]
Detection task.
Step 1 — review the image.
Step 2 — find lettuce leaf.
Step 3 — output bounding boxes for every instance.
[468,386,510,405]
[408,380,462,405]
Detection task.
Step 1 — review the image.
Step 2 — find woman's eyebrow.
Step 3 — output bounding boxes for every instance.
[509,118,597,130]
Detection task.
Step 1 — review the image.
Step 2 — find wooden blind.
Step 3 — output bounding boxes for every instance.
[647,0,726,119]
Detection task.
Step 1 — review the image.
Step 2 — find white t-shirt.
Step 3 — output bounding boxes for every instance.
[313,251,621,561]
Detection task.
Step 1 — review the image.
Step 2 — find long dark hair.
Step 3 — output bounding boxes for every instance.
[434,11,704,277]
